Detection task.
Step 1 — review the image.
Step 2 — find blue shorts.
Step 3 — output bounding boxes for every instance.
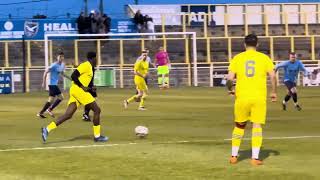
[284,81,296,92]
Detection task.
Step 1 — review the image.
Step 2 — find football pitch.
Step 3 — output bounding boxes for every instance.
[0,87,320,180]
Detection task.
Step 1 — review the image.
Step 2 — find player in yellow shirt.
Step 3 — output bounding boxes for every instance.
[41,52,108,142]
[226,34,277,166]
[124,51,149,110]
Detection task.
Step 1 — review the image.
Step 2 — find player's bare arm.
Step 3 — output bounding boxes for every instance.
[60,71,71,80]
[42,69,50,88]
[226,71,235,95]
[268,70,277,102]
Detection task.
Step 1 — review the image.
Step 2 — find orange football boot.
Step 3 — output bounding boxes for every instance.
[229,156,238,164]
[251,159,263,166]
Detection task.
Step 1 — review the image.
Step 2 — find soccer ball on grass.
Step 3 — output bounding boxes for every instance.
[135,126,148,138]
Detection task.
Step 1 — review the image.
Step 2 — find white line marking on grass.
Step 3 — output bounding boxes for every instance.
[1,135,320,152]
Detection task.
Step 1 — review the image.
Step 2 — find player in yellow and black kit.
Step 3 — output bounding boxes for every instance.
[226,34,277,165]
[123,51,149,110]
[41,52,108,142]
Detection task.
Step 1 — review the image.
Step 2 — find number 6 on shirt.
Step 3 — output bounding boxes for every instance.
[245,60,255,77]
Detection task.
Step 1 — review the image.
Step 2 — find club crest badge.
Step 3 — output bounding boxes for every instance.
[24,21,39,38]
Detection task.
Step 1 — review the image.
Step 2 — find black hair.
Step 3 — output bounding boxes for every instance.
[289,52,296,55]
[58,52,64,56]
[87,52,96,60]
[244,34,258,47]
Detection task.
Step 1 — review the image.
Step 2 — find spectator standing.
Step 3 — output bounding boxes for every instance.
[77,12,86,34]
[90,12,98,34]
[145,15,155,40]
[103,14,111,34]
[134,10,145,32]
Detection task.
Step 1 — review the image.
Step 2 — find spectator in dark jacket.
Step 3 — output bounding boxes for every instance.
[103,14,111,34]
[134,10,144,32]
[77,12,86,34]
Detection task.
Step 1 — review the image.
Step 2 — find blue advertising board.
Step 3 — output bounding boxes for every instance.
[0,19,77,40]
[181,5,216,26]
[0,18,137,40]
[110,18,137,34]
[0,74,12,94]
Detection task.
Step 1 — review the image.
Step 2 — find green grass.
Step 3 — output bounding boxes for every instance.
[0,87,320,180]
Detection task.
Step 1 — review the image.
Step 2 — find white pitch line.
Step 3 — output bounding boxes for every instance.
[1,135,320,152]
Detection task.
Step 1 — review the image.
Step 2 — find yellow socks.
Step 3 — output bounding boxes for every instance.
[231,127,245,157]
[139,95,147,107]
[93,125,101,138]
[46,122,57,133]
[127,95,139,103]
[158,77,163,86]
[164,77,169,85]
[252,127,263,159]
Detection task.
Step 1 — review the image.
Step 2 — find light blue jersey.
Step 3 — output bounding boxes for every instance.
[275,60,308,83]
[49,62,65,85]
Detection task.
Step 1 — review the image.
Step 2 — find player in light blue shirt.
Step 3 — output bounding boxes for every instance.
[37,52,68,118]
[275,52,308,111]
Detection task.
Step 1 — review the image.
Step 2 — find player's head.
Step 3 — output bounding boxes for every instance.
[289,52,297,62]
[87,51,97,66]
[159,47,164,51]
[144,48,149,54]
[57,52,64,63]
[244,34,258,49]
[141,50,147,60]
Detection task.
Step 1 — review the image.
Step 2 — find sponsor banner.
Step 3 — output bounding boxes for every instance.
[130,5,182,25]
[303,67,320,86]
[110,19,137,33]
[181,5,216,26]
[0,19,77,40]
[0,73,12,94]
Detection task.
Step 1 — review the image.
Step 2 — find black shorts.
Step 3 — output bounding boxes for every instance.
[48,85,62,97]
[284,81,296,92]
[144,77,148,85]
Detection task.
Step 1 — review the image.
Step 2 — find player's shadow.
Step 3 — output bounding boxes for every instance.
[44,135,92,145]
[237,149,280,162]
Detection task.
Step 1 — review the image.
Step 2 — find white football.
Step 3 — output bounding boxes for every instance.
[135,126,149,137]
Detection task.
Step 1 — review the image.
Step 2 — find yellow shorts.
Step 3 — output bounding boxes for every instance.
[234,98,267,124]
[68,85,95,107]
[134,76,148,91]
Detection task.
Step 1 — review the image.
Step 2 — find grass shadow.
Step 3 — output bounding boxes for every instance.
[238,149,280,162]
[44,135,92,145]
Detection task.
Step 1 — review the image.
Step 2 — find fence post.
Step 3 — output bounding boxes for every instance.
[209,63,213,87]
[27,41,31,67]
[311,36,315,60]
[228,37,232,61]
[224,13,229,37]
[4,42,9,67]
[97,40,101,66]
[270,37,274,60]
[206,38,211,63]
[120,40,124,88]
[22,35,27,93]
[290,36,295,52]
[74,40,79,66]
